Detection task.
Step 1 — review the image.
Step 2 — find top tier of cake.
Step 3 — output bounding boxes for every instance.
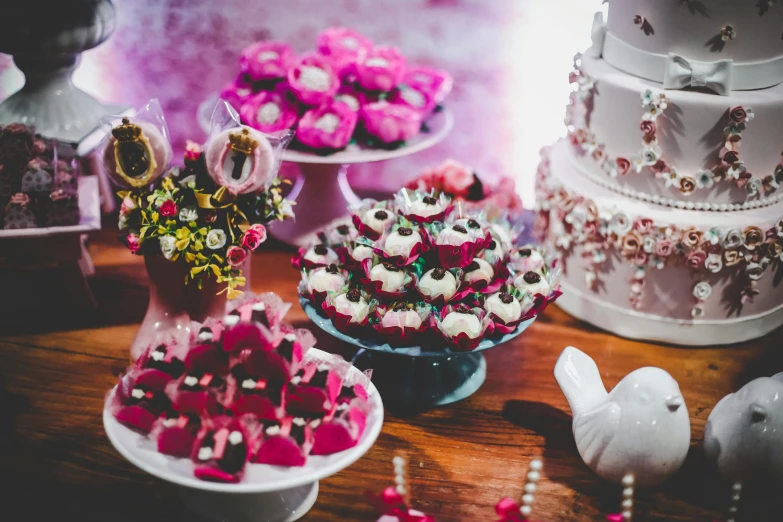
[604,0,783,90]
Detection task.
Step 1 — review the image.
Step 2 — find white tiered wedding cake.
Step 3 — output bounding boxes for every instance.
[536,0,783,345]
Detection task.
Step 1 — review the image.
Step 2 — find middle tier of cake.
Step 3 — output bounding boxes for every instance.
[567,52,783,211]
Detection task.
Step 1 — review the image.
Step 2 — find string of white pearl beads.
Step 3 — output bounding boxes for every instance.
[393,456,408,501]
[726,482,741,522]
[621,474,635,521]
[520,459,543,517]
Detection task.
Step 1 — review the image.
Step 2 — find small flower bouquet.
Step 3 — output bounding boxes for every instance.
[294,188,561,351]
[220,27,452,153]
[405,159,524,221]
[106,292,374,482]
[107,99,295,298]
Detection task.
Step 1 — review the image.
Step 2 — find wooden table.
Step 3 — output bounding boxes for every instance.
[1,229,782,522]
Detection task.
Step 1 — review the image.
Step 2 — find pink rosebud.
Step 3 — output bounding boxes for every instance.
[160,199,178,218]
[120,195,136,216]
[239,41,294,81]
[632,251,648,266]
[219,77,255,111]
[729,106,747,124]
[356,47,406,92]
[127,233,141,255]
[239,89,300,133]
[390,85,437,115]
[640,120,656,135]
[287,54,340,106]
[184,140,202,164]
[616,157,631,176]
[297,102,358,150]
[316,27,373,76]
[227,246,248,267]
[655,238,674,258]
[685,250,707,269]
[403,66,453,104]
[633,218,654,234]
[241,224,267,251]
[360,101,422,144]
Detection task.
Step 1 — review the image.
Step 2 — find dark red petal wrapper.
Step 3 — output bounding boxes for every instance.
[371,239,424,267]
[435,234,490,269]
[321,301,370,334]
[115,405,158,434]
[254,435,307,467]
[185,344,231,373]
[157,423,199,458]
[291,247,340,270]
[400,203,454,224]
[351,213,383,241]
[222,323,275,354]
[234,394,283,420]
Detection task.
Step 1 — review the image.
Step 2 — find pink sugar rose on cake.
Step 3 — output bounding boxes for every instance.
[219,77,255,111]
[403,66,453,104]
[287,54,340,106]
[296,102,358,150]
[239,41,294,81]
[317,27,373,77]
[239,89,299,133]
[357,46,407,92]
[361,101,423,144]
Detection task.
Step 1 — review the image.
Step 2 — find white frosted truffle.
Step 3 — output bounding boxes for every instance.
[490,223,513,251]
[441,308,482,338]
[380,306,423,330]
[304,244,339,265]
[484,292,523,324]
[418,268,458,301]
[436,224,472,246]
[369,263,407,292]
[362,208,395,235]
[513,246,545,272]
[328,223,358,243]
[351,243,374,262]
[454,217,486,239]
[463,258,495,285]
[514,270,550,296]
[481,238,504,262]
[384,226,421,258]
[334,290,370,323]
[307,265,347,294]
[409,195,443,218]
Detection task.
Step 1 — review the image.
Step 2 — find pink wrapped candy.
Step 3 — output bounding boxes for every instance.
[390,85,437,116]
[287,54,340,106]
[220,77,255,112]
[192,417,250,483]
[317,27,373,77]
[403,66,453,104]
[240,88,299,133]
[253,417,314,467]
[361,101,422,144]
[357,46,406,92]
[239,41,294,81]
[297,102,358,150]
[334,84,369,112]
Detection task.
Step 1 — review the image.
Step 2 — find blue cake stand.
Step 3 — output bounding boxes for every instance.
[300,297,535,414]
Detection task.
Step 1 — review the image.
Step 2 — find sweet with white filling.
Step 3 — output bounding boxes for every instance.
[299,65,332,92]
[484,292,523,324]
[334,289,370,323]
[292,417,306,427]
[381,305,423,330]
[441,308,483,339]
[481,239,504,262]
[370,263,407,292]
[490,223,513,251]
[408,195,443,218]
[184,375,199,387]
[242,378,256,389]
[151,349,165,361]
[418,268,458,301]
[436,224,472,246]
[514,270,550,296]
[454,218,485,240]
[257,102,281,125]
[463,258,495,285]
[514,246,545,272]
[284,333,297,342]
[131,388,145,399]
[314,113,340,134]
[351,243,375,262]
[228,431,243,445]
[304,244,339,265]
[308,264,347,294]
[362,208,395,235]
[223,312,241,327]
[198,446,213,461]
[384,227,421,258]
[197,330,214,342]
[266,425,281,436]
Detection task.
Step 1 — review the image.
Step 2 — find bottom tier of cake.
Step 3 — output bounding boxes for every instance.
[536,140,783,346]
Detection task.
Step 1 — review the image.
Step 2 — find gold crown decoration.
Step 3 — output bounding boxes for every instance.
[112,118,143,142]
[229,128,259,155]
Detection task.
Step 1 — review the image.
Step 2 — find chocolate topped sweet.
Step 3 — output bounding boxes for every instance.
[197,427,247,474]
[431,268,447,280]
[251,302,269,327]
[499,292,514,304]
[392,301,412,311]
[467,219,480,229]
[128,384,171,414]
[181,372,225,392]
[382,263,400,271]
[463,257,495,285]
[314,244,328,255]
[409,194,444,218]
[519,248,532,257]
[197,327,214,343]
[304,243,339,266]
[385,225,422,258]
[277,333,297,362]
[484,291,525,324]
[333,289,370,323]
[147,344,185,377]
[370,263,407,292]
[346,289,361,302]
[326,263,339,273]
[398,227,413,236]
[362,207,395,235]
[512,245,545,272]
[350,243,374,262]
[453,224,467,234]
[422,196,437,205]
[523,271,541,284]
[336,224,350,235]
[465,261,480,272]
[224,309,242,327]
[418,267,458,302]
[441,307,482,338]
[514,269,550,297]
[453,305,473,314]
[374,210,388,220]
[307,265,347,294]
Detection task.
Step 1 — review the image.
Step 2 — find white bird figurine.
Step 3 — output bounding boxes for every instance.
[554,346,691,486]
[704,373,783,483]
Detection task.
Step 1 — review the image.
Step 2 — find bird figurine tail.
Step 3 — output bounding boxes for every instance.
[554,346,608,417]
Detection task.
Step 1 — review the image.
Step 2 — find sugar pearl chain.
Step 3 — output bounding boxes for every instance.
[393,455,410,505]
[621,474,635,522]
[726,482,742,522]
[519,458,543,518]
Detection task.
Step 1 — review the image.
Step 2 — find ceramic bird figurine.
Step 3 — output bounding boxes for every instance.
[704,373,783,483]
[554,346,691,486]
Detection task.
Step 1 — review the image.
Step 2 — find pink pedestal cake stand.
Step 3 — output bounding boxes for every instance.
[198,96,453,247]
[104,348,384,522]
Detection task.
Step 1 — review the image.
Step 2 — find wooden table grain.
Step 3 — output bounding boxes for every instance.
[1,229,782,522]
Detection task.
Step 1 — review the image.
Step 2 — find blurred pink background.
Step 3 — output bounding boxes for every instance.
[0,0,602,206]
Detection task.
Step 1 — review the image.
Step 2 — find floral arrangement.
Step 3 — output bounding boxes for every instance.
[535,147,783,315]
[405,159,524,221]
[566,54,783,200]
[294,188,561,352]
[221,27,452,153]
[107,292,374,483]
[110,100,294,298]
[0,123,79,230]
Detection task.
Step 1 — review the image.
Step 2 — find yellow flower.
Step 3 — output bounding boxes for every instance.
[151,211,159,224]
[161,177,175,191]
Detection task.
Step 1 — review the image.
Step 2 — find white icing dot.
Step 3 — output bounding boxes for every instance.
[719,204,728,211]
[266,425,281,436]
[299,65,332,92]
[151,350,165,361]
[685,202,694,210]
[293,417,306,426]
[335,94,359,111]
[525,483,536,494]
[284,333,297,342]
[365,57,389,68]
[651,195,660,204]
[310,419,321,428]
[257,50,280,62]
[291,376,302,385]
[695,202,703,210]
[252,302,266,311]
[341,36,358,49]
[401,89,425,108]
[228,430,243,445]
[223,314,240,327]
[184,376,198,387]
[521,505,532,516]
[529,460,543,471]
[257,102,281,125]
[314,113,340,133]
[522,494,534,505]
[198,447,213,461]
[197,331,213,342]
[242,378,256,389]
[131,388,145,399]
[676,201,685,209]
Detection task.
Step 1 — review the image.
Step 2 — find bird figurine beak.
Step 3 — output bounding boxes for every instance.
[751,404,767,423]
[666,396,683,412]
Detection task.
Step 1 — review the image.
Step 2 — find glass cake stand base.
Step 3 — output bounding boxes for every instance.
[179,482,319,522]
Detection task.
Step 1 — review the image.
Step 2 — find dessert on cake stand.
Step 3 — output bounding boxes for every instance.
[104,348,384,522]
[301,297,535,415]
[198,96,453,247]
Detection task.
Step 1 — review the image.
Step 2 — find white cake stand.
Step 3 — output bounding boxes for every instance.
[197,95,453,247]
[104,349,384,522]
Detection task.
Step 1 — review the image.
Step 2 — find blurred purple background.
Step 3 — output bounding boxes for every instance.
[0,0,601,206]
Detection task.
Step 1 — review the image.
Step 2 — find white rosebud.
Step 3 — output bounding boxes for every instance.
[179,206,199,222]
[705,253,723,273]
[692,281,712,300]
[205,229,227,250]
[746,262,764,281]
[159,235,178,260]
[179,174,196,188]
